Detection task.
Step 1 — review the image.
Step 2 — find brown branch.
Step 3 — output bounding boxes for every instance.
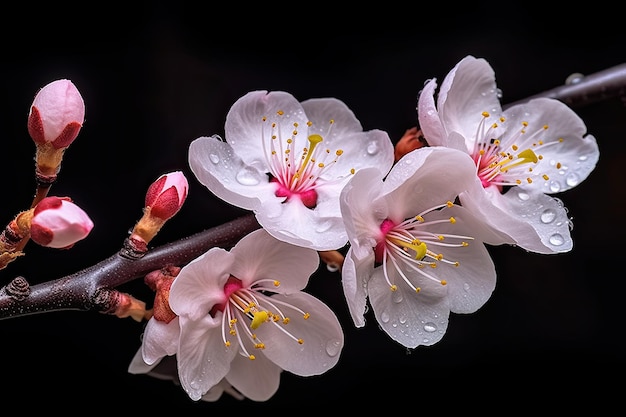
[0,214,260,319]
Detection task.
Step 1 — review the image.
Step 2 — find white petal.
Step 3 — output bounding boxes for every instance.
[417,78,447,146]
[127,347,157,374]
[341,247,373,327]
[141,317,180,365]
[368,267,450,349]
[253,291,344,376]
[188,136,275,210]
[169,248,233,319]
[229,228,319,292]
[423,205,497,314]
[256,197,348,251]
[225,90,308,165]
[177,315,237,401]
[226,351,282,401]
[301,97,363,136]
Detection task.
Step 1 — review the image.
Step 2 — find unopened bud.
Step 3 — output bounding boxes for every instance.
[30,196,94,249]
[27,79,85,184]
[145,171,189,220]
[28,79,85,149]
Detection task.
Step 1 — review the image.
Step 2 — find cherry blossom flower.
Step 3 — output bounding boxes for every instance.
[189,90,394,251]
[131,228,344,401]
[417,55,600,253]
[339,146,500,348]
[30,196,94,249]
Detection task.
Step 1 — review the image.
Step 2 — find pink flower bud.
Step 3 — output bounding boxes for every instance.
[145,171,189,220]
[30,197,94,249]
[27,79,85,149]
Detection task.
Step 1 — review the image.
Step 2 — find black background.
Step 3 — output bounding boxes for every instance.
[2,3,625,412]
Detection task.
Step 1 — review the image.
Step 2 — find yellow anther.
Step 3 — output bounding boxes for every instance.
[307,121,312,126]
[350,168,355,174]
[249,355,256,360]
[336,149,343,156]
[512,144,518,151]
[303,313,310,320]
[229,329,236,335]
[271,123,276,128]
[273,280,280,287]
[454,262,460,267]
[542,174,549,180]
[390,285,398,292]
[297,339,304,344]
[479,149,485,155]
[526,178,533,183]
[522,121,528,127]
[438,235,444,241]
[441,280,447,286]
[415,287,421,293]
[416,215,424,222]
[318,163,325,168]
[449,217,456,224]
[292,130,298,135]
[558,137,564,142]
[250,311,269,330]
[255,343,265,349]
[543,124,549,130]
[436,254,444,261]
[500,116,505,122]
[462,242,469,247]
[482,111,489,117]
[293,122,299,127]
[446,201,454,207]
[329,119,335,124]
[556,162,562,169]
[515,179,522,184]
[277,110,284,116]
[282,317,290,324]
[491,123,498,129]
[225,341,231,347]
[262,116,267,122]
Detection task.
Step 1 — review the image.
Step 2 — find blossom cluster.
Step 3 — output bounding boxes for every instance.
[1,55,600,404]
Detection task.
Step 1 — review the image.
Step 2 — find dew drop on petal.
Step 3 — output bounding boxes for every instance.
[403,158,413,165]
[366,141,379,155]
[578,155,588,162]
[549,233,564,246]
[566,173,580,187]
[236,168,260,185]
[423,322,437,332]
[463,282,470,291]
[380,310,390,323]
[549,180,562,193]
[325,340,342,357]
[399,315,407,324]
[392,291,403,304]
[517,190,530,201]
[209,154,220,164]
[326,263,339,273]
[540,208,556,224]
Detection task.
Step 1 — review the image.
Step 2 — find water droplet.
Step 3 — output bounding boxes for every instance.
[549,233,564,246]
[325,340,341,357]
[326,263,339,273]
[403,158,413,165]
[578,155,588,162]
[209,154,220,164]
[566,173,580,187]
[380,310,390,323]
[423,322,437,332]
[565,73,584,85]
[236,168,260,185]
[540,208,556,224]
[517,190,530,201]
[392,291,403,304]
[366,141,379,155]
[399,315,407,324]
[549,180,562,193]
[496,88,503,99]
[392,322,398,328]
[463,282,470,291]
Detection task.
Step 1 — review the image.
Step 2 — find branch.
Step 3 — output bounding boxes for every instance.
[0,213,260,319]
[504,63,626,108]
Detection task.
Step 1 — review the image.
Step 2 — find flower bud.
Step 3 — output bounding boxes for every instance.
[27,79,85,149]
[30,196,94,249]
[145,171,189,220]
